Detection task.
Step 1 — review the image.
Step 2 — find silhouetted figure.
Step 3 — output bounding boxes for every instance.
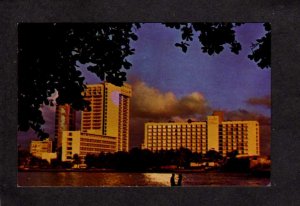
[171,173,183,186]
[170,173,176,186]
[177,174,182,186]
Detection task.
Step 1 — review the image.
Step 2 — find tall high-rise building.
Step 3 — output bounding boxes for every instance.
[54,104,76,150]
[61,82,132,161]
[142,113,260,157]
[81,82,132,151]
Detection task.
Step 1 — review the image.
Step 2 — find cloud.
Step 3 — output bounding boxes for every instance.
[246,95,271,108]
[129,80,212,148]
[176,92,211,116]
[224,109,270,125]
[130,81,211,120]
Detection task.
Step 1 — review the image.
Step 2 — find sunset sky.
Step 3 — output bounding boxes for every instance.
[18,23,271,155]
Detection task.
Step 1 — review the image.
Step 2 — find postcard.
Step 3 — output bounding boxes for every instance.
[17,23,271,187]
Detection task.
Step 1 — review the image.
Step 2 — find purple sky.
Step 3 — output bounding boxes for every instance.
[18,23,271,155]
[83,23,270,114]
[127,23,270,114]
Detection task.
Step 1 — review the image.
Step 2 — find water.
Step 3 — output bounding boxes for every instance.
[18,172,270,187]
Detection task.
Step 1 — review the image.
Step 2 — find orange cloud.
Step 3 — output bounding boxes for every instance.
[130,81,211,120]
[246,95,271,108]
[224,109,270,125]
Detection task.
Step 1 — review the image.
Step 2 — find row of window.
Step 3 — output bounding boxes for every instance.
[147,124,206,129]
[220,146,248,150]
[148,130,206,133]
[148,132,206,135]
[81,127,101,131]
[85,89,102,93]
[84,135,116,141]
[148,138,206,141]
[80,145,115,151]
[79,149,114,155]
[148,139,206,143]
[148,147,206,152]
[147,128,205,132]
[82,112,101,116]
[220,128,249,132]
[220,131,248,134]
[147,143,206,147]
[219,137,248,141]
[84,90,102,94]
[80,137,115,143]
[147,136,206,141]
[31,149,51,153]
[220,123,256,127]
[220,141,248,145]
[92,105,102,108]
[80,141,115,147]
[220,150,248,154]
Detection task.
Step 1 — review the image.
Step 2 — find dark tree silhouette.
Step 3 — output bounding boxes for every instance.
[84,154,97,168]
[165,23,243,55]
[177,147,193,168]
[18,23,270,138]
[18,148,31,167]
[205,149,223,161]
[72,153,81,167]
[164,23,271,69]
[18,23,140,138]
[248,23,271,69]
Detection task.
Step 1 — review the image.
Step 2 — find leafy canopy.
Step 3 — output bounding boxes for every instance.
[18,23,140,138]
[165,22,271,69]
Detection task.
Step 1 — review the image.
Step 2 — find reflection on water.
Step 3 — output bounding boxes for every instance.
[143,173,171,186]
[18,172,270,187]
[183,172,270,186]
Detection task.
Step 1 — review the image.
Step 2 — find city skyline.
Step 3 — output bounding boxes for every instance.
[18,23,270,155]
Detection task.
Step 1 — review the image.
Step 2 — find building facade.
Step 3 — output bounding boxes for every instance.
[30,139,57,162]
[142,122,208,154]
[54,104,76,150]
[81,82,131,151]
[218,120,259,156]
[142,113,260,156]
[61,82,132,161]
[61,131,118,161]
[30,139,52,157]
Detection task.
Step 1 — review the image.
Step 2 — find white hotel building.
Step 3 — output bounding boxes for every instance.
[142,112,260,157]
